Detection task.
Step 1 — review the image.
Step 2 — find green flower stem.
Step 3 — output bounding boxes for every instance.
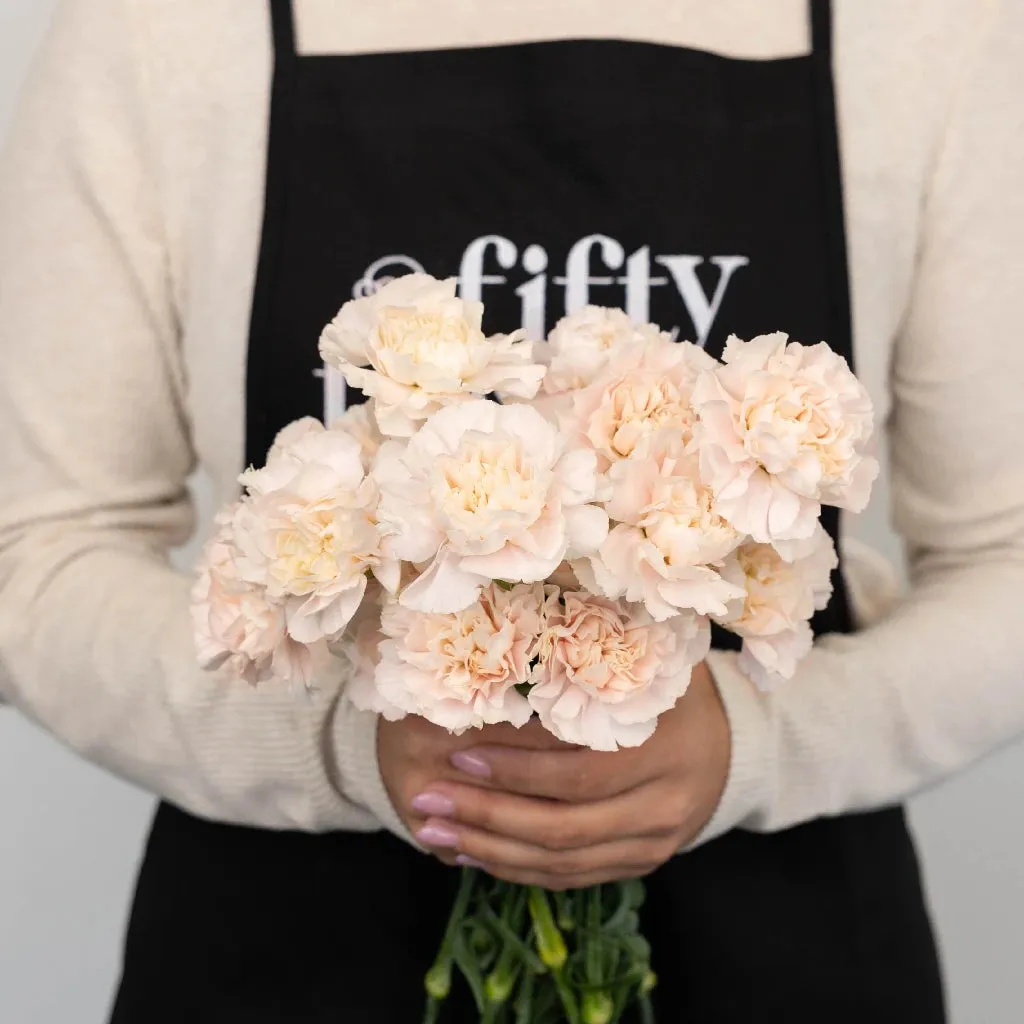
[481,907,547,975]
[585,885,603,984]
[527,887,567,970]
[484,887,525,1009]
[554,891,576,932]
[527,887,579,1024]
[513,966,535,1024]
[604,879,643,932]
[639,993,655,1024]
[452,927,488,1013]
[484,960,521,1014]
[637,970,658,1024]
[422,996,442,1024]
[424,868,478,1005]
[552,970,581,1024]
[582,990,615,1024]
[582,885,613,1024]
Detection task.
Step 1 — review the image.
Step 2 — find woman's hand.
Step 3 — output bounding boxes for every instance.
[403,663,732,889]
[377,711,571,863]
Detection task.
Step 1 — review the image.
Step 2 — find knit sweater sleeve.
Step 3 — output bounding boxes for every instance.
[0,0,409,842]
[695,0,1024,845]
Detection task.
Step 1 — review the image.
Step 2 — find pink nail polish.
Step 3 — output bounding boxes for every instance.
[416,823,460,848]
[456,855,485,869]
[411,792,456,817]
[451,751,491,778]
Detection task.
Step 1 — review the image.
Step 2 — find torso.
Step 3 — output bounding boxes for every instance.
[111,2,946,1020]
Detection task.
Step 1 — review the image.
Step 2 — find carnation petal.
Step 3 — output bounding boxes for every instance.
[372,558,402,595]
[399,550,487,613]
[766,482,803,539]
[287,581,365,644]
[458,544,559,585]
[563,504,609,558]
[555,447,601,506]
[657,569,744,617]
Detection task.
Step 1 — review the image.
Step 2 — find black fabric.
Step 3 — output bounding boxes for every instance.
[111,1,946,1019]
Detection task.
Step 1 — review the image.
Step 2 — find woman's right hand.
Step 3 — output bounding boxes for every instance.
[378,714,569,864]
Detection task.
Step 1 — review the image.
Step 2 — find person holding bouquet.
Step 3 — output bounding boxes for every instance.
[1,1,1022,1021]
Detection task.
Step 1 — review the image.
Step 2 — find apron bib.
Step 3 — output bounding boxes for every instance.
[111,3,945,1020]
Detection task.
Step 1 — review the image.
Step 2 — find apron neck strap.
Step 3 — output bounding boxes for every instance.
[809,0,834,61]
[808,0,855,365]
[270,0,298,65]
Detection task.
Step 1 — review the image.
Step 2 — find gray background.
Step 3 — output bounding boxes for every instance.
[1,2,1021,1022]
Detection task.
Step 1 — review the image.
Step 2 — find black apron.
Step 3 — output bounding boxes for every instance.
[111,2,946,1020]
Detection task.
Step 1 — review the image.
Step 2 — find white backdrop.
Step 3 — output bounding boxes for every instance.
[1,3,1022,1022]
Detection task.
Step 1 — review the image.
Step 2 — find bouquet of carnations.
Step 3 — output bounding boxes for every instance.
[191,274,877,1024]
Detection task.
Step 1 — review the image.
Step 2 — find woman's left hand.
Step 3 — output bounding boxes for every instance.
[411,662,732,889]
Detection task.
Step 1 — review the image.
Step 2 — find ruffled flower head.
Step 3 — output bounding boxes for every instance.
[529,592,710,751]
[375,400,608,613]
[692,333,878,543]
[319,274,545,437]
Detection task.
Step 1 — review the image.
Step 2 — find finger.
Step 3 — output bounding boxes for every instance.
[416,816,676,880]
[471,718,577,752]
[466,860,653,892]
[450,744,655,802]
[413,781,681,849]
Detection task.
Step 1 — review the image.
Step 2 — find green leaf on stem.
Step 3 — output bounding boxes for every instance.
[452,927,488,1014]
[481,905,548,975]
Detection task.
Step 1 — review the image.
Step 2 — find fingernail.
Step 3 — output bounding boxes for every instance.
[411,792,456,817]
[451,751,491,778]
[456,855,485,869]
[416,823,460,848]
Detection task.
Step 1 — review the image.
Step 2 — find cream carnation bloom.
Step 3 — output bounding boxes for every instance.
[329,404,383,469]
[191,507,328,688]
[561,336,716,470]
[577,431,744,620]
[318,273,545,437]
[540,306,673,394]
[692,333,879,543]
[715,523,838,690]
[233,419,398,645]
[350,583,546,733]
[529,592,709,751]
[375,400,609,614]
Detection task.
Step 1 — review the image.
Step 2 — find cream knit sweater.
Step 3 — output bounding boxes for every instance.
[1,0,1022,848]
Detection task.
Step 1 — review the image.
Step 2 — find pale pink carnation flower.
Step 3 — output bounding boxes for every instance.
[318,274,545,437]
[336,582,389,716]
[715,523,838,690]
[233,419,398,645]
[351,583,548,733]
[560,335,716,471]
[691,333,878,544]
[546,560,582,590]
[190,506,327,688]
[577,430,744,620]
[329,404,383,470]
[375,400,608,614]
[539,306,673,395]
[529,592,710,751]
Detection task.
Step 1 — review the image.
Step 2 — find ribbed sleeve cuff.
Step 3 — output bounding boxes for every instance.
[685,650,775,849]
[330,697,420,848]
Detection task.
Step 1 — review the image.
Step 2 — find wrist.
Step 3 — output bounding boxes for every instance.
[330,695,419,845]
[683,650,775,850]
